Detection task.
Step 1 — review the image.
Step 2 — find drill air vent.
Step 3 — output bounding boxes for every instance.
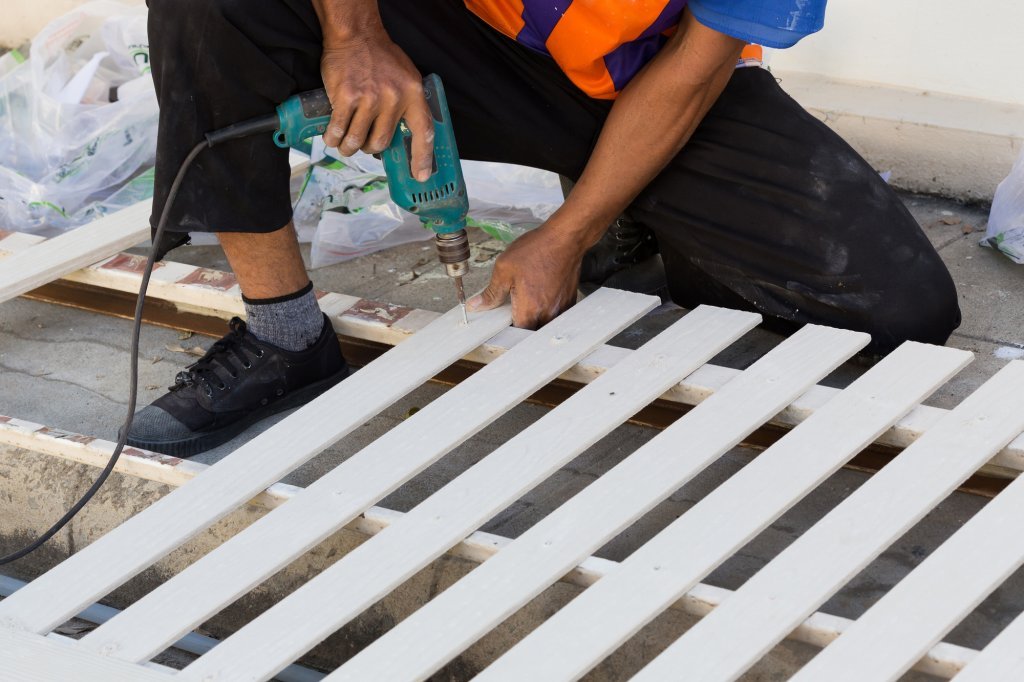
[412,182,457,206]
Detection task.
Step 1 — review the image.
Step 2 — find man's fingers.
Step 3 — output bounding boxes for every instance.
[339,102,378,156]
[466,277,510,313]
[405,99,435,182]
[365,107,402,155]
[323,105,354,149]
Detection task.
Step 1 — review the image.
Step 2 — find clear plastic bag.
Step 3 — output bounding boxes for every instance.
[298,140,564,268]
[983,147,1024,264]
[0,0,156,236]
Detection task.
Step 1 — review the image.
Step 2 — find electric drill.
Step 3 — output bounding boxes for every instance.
[208,74,471,320]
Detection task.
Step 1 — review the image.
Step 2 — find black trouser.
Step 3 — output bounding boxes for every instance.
[148,0,961,355]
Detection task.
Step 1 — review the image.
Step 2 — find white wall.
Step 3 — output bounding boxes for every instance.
[770,0,1022,106]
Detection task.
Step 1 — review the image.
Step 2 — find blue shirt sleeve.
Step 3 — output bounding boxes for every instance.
[688,0,827,48]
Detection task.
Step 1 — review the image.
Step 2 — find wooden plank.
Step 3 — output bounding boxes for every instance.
[324,325,870,682]
[7,235,1024,474]
[0,152,308,306]
[0,629,170,682]
[632,360,1024,682]
[0,416,981,680]
[0,303,513,634]
[80,289,661,662]
[0,201,151,304]
[177,307,765,682]
[792,461,1024,681]
[478,342,972,681]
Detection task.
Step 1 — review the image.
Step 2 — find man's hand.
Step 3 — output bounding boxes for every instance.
[313,0,433,180]
[467,218,586,329]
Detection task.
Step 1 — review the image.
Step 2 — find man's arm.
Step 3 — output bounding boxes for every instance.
[311,0,434,179]
[469,11,744,328]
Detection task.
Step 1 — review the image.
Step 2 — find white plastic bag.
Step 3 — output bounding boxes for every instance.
[0,1,156,236]
[983,147,1024,264]
[298,140,563,268]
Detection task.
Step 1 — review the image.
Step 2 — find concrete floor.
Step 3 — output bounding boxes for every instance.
[1,190,1023,677]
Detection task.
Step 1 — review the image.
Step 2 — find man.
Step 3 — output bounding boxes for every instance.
[129,0,960,456]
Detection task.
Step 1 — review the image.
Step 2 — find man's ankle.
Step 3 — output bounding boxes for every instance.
[242,281,324,351]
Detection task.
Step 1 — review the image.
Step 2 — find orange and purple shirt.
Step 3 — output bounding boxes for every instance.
[465,0,827,99]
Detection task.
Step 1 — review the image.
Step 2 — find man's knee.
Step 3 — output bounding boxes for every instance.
[863,263,961,355]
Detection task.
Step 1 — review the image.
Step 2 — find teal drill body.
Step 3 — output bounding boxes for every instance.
[272,75,471,312]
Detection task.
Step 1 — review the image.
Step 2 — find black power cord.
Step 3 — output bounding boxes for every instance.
[0,139,210,565]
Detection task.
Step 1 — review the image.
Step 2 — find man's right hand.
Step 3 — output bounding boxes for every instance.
[314,0,433,181]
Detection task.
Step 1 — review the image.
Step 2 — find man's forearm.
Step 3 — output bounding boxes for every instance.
[311,0,386,45]
[555,11,744,247]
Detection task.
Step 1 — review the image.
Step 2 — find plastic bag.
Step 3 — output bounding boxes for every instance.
[298,140,563,268]
[0,1,156,237]
[982,147,1024,264]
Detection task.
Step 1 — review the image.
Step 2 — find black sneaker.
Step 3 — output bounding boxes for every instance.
[125,314,348,457]
[579,214,668,298]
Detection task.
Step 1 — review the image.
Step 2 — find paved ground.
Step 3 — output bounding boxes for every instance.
[1,190,1023,675]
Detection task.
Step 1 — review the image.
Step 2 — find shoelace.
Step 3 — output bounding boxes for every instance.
[170,317,264,396]
[610,217,656,265]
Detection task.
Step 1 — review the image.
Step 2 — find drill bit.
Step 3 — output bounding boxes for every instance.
[454,275,468,324]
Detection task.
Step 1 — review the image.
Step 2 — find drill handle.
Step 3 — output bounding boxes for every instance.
[273,89,333,150]
[381,74,468,234]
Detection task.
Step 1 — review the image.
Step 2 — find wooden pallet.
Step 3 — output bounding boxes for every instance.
[3,199,1024,679]
[3,282,1024,679]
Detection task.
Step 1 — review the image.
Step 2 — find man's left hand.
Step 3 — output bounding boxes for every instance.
[467,220,586,329]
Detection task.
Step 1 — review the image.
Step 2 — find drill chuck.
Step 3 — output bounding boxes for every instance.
[435,229,470,278]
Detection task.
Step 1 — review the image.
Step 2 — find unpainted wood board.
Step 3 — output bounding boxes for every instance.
[326,324,869,682]
[479,342,972,681]
[791,451,1024,681]
[176,306,762,682]
[0,304,512,634]
[82,289,659,662]
[0,630,170,682]
[632,360,1024,682]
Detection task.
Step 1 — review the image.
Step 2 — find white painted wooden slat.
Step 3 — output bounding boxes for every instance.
[0,630,171,682]
[632,360,1024,682]
[178,306,765,682]
[0,201,150,304]
[792,457,1024,681]
[324,325,869,682]
[955,607,1024,680]
[0,304,513,634]
[81,288,660,662]
[479,342,972,681]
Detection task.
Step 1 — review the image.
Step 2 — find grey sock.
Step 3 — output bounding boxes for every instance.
[242,282,324,352]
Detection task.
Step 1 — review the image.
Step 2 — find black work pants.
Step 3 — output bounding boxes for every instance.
[148,0,961,355]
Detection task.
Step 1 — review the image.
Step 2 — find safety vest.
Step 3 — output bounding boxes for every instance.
[465,0,690,100]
